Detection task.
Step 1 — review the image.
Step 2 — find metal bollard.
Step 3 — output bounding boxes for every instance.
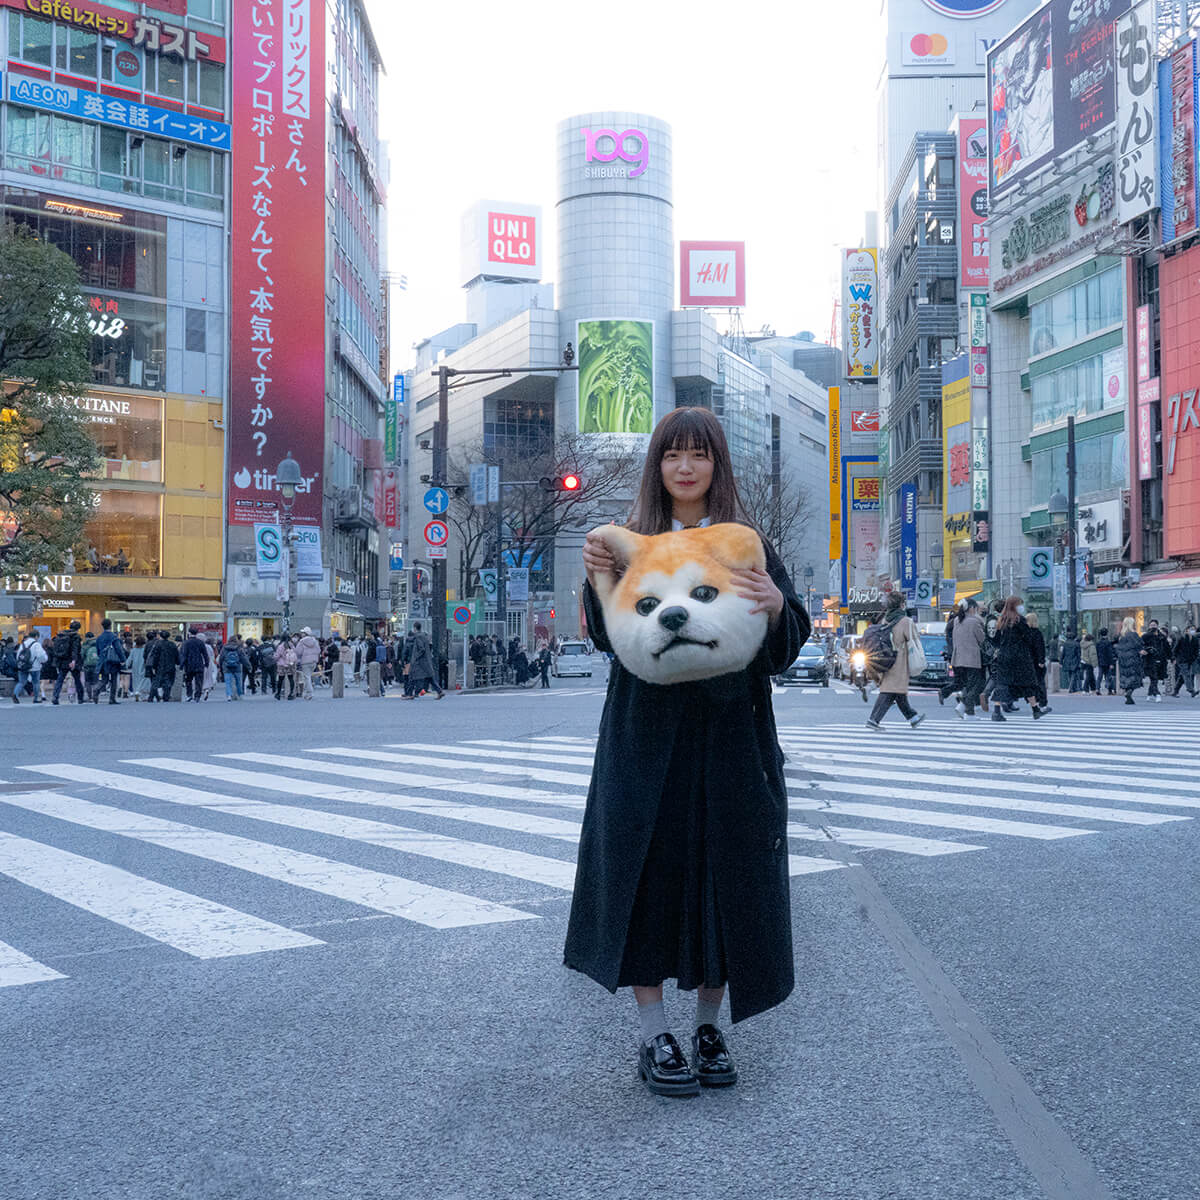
[332,662,344,697]
[367,661,381,697]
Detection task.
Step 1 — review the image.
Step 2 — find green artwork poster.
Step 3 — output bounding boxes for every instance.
[577,319,654,434]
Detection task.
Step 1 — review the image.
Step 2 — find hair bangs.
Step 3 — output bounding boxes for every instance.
[659,408,718,457]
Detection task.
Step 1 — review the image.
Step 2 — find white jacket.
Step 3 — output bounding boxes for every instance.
[21,638,48,669]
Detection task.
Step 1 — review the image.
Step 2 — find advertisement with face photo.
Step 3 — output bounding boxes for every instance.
[990,0,1129,198]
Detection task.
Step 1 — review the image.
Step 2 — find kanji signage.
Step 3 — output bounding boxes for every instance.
[850,477,880,511]
[1116,2,1158,226]
[229,0,325,527]
[842,249,879,379]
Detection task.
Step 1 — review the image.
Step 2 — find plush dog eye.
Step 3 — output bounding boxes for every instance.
[690,586,718,603]
[635,596,660,616]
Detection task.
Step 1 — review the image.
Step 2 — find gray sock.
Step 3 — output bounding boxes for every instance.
[696,992,722,1030]
[637,999,669,1045]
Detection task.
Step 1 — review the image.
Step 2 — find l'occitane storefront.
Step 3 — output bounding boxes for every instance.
[3,390,226,637]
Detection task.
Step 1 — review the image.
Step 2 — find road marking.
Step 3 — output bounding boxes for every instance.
[787,855,847,876]
[219,753,586,808]
[389,742,595,767]
[27,761,584,843]
[788,821,983,857]
[786,793,1091,840]
[30,764,577,892]
[0,938,68,989]
[0,791,535,930]
[307,747,593,788]
[0,824,322,958]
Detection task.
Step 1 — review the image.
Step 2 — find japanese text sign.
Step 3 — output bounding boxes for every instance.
[843,249,878,379]
[1116,3,1159,226]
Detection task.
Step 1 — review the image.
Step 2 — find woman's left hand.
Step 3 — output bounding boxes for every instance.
[732,568,784,619]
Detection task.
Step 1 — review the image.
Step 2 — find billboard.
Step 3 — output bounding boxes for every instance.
[1168,42,1197,239]
[576,320,654,434]
[828,387,841,560]
[461,201,542,284]
[958,117,990,287]
[842,248,879,379]
[1161,245,1200,555]
[1115,2,1158,225]
[942,356,972,573]
[228,0,325,528]
[851,410,881,432]
[851,477,881,510]
[679,241,746,307]
[989,0,1129,198]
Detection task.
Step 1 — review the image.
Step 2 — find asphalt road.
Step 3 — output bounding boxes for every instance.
[1,667,1197,1200]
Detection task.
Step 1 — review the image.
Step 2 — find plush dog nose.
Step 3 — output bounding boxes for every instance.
[657,606,689,633]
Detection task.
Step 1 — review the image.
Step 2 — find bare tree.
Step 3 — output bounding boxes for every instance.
[446,433,641,596]
[737,461,819,574]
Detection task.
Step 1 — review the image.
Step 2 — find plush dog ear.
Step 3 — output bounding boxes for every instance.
[587,525,643,603]
[702,523,766,572]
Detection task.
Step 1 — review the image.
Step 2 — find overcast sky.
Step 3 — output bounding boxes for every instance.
[363,0,882,372]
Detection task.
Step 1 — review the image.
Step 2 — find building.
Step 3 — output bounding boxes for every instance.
[402,112,829,646]
[1,0,231,637]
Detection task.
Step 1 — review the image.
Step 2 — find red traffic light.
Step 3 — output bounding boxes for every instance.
[562,474,580,491]
[549,608,556,619]
[539,474,583,493]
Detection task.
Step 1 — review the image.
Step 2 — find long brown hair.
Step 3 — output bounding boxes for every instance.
[996,594,1023,631]
[627,408,752,535]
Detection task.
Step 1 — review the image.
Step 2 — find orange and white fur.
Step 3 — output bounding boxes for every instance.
[588,523,768,685]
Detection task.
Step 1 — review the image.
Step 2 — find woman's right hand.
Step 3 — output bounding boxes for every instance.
[582,530,618,584]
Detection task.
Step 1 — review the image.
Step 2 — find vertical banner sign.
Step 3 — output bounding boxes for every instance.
[1136,304,1152,384]
[900,482,917,590]
[842,250,878,379]
[230,0,325,527]
[958,118,989,288]
[469,463,488,506]
[1116,3,1159,226]
[384,401,397,463]
[827,387,841,561]
[383,470,398,528]
[253,522,282,579]
[1172,42,1197,238]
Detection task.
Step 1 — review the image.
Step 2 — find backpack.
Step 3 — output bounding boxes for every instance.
[52,631,74,661]
[862,620,898,674]
[82,641,99,670]
[259,644,276,668]
[223,647,242,670]
[16,642,33,672]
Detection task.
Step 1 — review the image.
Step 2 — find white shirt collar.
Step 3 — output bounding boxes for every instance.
[671,516,712,531]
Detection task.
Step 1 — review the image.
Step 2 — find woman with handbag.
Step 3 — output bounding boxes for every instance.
[865,591,926,730]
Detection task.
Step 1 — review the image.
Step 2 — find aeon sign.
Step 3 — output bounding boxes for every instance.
[584,128,648,179]
[923,0,1009,15]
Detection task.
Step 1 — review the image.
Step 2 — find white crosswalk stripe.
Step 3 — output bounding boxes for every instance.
[1,711,1193,989]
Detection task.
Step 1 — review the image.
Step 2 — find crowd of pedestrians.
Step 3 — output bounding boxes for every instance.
[466,635,555,688]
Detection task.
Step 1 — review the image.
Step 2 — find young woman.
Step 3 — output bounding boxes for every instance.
[1116,616,1145,705]
[565,407,810,1098]
[864,591,925,730]
[989,596,1049,721]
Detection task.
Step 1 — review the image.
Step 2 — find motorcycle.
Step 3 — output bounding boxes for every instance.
[849,648,870,702]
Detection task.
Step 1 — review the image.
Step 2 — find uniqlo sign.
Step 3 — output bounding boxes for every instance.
[486,212,537,268]
[229,0,325,527]
[679,241,746,307]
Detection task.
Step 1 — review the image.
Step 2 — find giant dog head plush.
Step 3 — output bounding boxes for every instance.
[588,522,768,685]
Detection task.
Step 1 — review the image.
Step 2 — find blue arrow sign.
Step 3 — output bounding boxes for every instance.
[423,487,449,515]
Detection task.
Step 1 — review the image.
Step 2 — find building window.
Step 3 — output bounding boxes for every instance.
[9,14,54,67]
[81,395,163,484]
[1031,429,1129,504]
[102,42,144,91]
[185,308,207,353]
[146,53,186,103]
[1029,266,1123,356]
[1030,351,1125,429]
[85,295,167,391]
[187,60,225,111]
[77,490,162,577]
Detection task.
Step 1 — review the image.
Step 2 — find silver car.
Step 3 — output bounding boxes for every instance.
[552,641,593,678]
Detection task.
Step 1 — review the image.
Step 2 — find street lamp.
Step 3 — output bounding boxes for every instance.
[276,451,302,635]
[803,566,815,622]
[930,546,944,613]
[1047,414,1077,635]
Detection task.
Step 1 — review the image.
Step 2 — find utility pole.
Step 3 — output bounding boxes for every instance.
[1066,414,1078,636]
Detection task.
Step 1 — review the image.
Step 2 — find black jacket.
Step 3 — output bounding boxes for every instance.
[1029,627,1047,671]
[1142,629,1171,675]
[1096,637,1116,670]
[153,639,180,673]
[1059,637,1081,671]
[564,540,810,1024]
[991,618,1039,695]
[1175,633,1199,666]
[181,636,209,673]
[1116,632,1144,687]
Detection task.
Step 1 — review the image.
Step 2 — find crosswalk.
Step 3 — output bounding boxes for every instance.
[1,713,1196,990]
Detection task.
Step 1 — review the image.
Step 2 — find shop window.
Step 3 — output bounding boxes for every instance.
[77,490,162,577]
[10,15,53,67]
[188,60,225,112]
[80,395,163,483]
[85,295,167,391]
[147,54,185,103]
[57,26,98,78]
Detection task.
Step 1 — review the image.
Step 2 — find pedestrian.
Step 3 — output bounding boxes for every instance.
[245,638,260,695]
[514,643,530,686]
[1173,622,1199,696]
[143,631,162,701]
[1141,619,1171,703]
[221,636,248,700]
[128,635,148,700]
[1060,628,1082,693]
[181,627,209,702]
[538,643,551,688]
[295,626,321,700]
[400,628,416,696]
[1026,612,1048,709]
[947,597,986,719]
[80,632,101,702]
[258,636,278,697]
[1116,617,1145,704]
[93,618,126,705]
[566,406,809,1097]
[1080,631,1098,694]
[863,592,925,730]
[150,630,179,701]
[12,631,47,704]
[989,597,1050,721]
[1096,628,1117,695]
[401,622,443,699]
[276,636,297,699]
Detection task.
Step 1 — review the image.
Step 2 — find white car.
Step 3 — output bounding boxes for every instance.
[552,641,593,677]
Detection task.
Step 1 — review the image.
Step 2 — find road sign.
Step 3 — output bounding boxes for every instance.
[423,487,449,515]
[423,519,449,548]
[428,545,447,560]
[452,605,471,625]
[470,463,488,506]
[447,599,478,632]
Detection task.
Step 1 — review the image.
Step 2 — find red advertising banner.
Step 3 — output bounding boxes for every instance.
[1172,43,1197,238]
[1161,245,1200,556]
[383,470,398,528]
[229,0,325,527]
[850,410,880,432]
[958,117,988,289]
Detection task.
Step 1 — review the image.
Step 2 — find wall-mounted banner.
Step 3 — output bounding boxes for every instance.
[969,292,988,347]
[293,526,324,581]
[1028,546,1053,588]
[828,387,842,560]
[842,249,879,379]
[1116,2,1159,225]
[851,410,881,432]
[576,319,654,435]
[383,470,398,529]
[506,567,530,605]
[2,73,230,151]
[958,117,989,288]
[913,577,936,607]
[679,241,746,307]
[229,0,325,527]
[900,482,918,589]
[938,578,958,608]
[384,401,397,462]
[851,477,881,510]
[1138,394,1155,479]
[253,523,282,579]
[1169,42,1197,239]
[1136,304,1152,383]
[389,542,404,572]
[971,510,990,554]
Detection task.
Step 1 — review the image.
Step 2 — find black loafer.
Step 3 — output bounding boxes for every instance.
[637,1033,700,1097]
[691,1024,738,1087]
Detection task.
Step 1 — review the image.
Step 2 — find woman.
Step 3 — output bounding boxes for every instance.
[1026,612,1048,709]
[865,592,925,730]
[947,597,986,719]
[276,636,296,700]
[128,635,149,701]
[566,407,810,1098]
[1116,616,1144,705]
[990,596,1049,721]
[1080,631,1098,694]
[201,636,217,700]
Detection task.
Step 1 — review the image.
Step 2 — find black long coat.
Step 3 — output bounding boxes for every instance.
[563,541,810,1024]
[1116,632,1144,688]
[991,618,1038,698]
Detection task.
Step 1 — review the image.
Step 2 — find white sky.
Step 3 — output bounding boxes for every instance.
[363,0,883,373]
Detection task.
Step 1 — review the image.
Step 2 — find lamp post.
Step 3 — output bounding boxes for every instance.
[930,546,944,614]
[803,565,815,623]
[275,451,302,636]
[1048,414,1077,636]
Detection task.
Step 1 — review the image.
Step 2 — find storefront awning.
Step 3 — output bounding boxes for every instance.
[1080,575,1200,610]
[106,608,225,623]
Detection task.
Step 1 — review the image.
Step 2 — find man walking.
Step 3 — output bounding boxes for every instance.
[1096,628,1117,695]
[13,632,47,704]
[150,630,179,701]
[1080,632,1098,694]
[181,627,209,702]
[221,636,249,700]
[401,622,444,700]
[93,618,126,704]
[295,626,321,700]
[1142,619,1171,703]
[1172,623,1199,697]
[80,632,101,703]
[1060,629,1082,693]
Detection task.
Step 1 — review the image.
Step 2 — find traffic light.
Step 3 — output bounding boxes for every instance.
[549,608,556,619]
[540,474,582,492]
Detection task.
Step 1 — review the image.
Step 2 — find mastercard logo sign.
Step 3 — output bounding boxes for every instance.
[909,33,950,56]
